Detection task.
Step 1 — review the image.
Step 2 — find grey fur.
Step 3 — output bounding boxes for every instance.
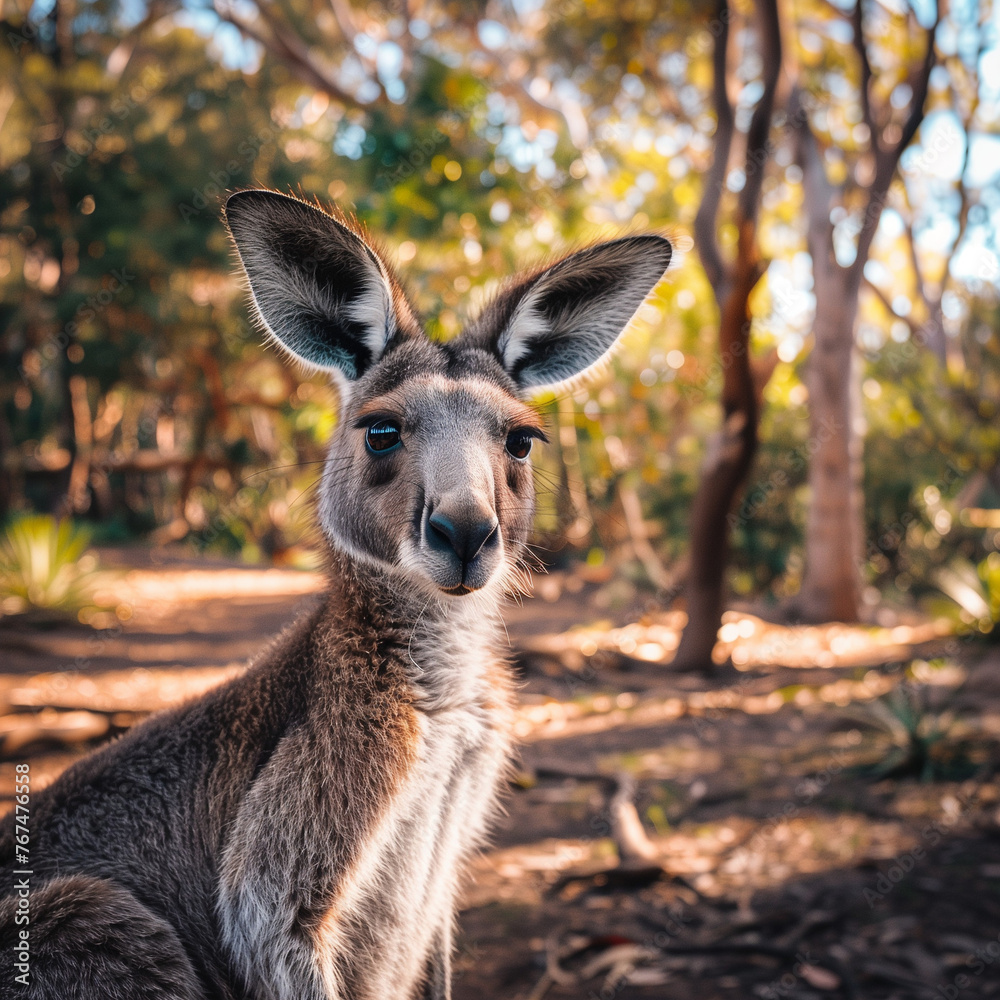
[0,190,671,1000]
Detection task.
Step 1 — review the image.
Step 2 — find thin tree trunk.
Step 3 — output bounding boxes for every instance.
[66,374,94,514]
[618,479,673,592]
[673,0,780,669]
[674,229,764,667]
[673,354,758,667]
[0,395,15,522]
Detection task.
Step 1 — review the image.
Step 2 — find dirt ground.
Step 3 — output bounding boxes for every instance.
[1,551,998,999]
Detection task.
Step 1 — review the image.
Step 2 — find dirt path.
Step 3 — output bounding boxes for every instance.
[2,557,998,998]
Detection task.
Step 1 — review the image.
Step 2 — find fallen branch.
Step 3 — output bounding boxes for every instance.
[525,928,858,1000]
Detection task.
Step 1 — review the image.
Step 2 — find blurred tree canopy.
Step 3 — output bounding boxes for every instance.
[1,0,998,628]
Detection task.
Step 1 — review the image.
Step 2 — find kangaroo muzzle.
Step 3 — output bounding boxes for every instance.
[424,496,501,593]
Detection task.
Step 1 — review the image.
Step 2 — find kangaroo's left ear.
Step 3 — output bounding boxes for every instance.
[224,189,420,382]
[462,235,672,391]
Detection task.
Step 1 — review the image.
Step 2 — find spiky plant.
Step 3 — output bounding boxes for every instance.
[860,673,975,782]
[0,515,101,622]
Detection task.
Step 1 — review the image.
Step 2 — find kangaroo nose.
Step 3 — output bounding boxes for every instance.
[427,509,499,565]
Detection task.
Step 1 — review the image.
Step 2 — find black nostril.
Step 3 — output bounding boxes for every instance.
[428,510,456,551]
[469,518,499,560]
[427,510,499,564]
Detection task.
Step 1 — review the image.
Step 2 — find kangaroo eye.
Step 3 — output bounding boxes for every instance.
[365,420,401,453]
[505,430,533,460]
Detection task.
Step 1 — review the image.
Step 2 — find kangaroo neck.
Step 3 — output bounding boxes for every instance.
[317,545,506,710]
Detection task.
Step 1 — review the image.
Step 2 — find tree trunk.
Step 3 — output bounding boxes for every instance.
[796,271,864,621]
[672,0,780,669]
[789,5,938,622]
[673,276,761,668]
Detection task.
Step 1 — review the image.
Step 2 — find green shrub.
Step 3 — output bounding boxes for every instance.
[0,515,101,621]
[859,672,976,782]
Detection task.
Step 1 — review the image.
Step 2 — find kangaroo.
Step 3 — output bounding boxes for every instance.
[0,189,672,1000]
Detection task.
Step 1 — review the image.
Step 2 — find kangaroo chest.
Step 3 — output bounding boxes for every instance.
[218,623,512,1000]
[316,700,510,999]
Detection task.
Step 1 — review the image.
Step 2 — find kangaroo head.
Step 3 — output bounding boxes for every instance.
[225,190,671,600]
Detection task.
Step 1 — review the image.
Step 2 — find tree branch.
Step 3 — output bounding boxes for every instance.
[902,211,927,303]
[675,0,779,670]
[105,0,179,80]
[326,0,359,45]
[950,51,977,259]
[851,0,878,143]
[738,0,781,226]
[213,1,368,111]
[852,1,941,276]
[812,0,848,20]
[256,0,380,104]
[789,89,837,280]
[862,275,919,334]
[694,0,735,300]
[894,3,942,155]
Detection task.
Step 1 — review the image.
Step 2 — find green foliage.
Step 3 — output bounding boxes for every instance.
[982,552,1000,625]
[857,665,977,782]
[0,515,101,620]
[930,554,1000,639]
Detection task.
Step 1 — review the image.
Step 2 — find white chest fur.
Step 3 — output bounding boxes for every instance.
[218,607,512,1000]
[313,611,513,1000]
[314,703,509,999]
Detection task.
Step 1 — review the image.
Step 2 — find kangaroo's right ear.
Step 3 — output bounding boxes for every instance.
[461,234,672,393]
[224,190,420,380]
